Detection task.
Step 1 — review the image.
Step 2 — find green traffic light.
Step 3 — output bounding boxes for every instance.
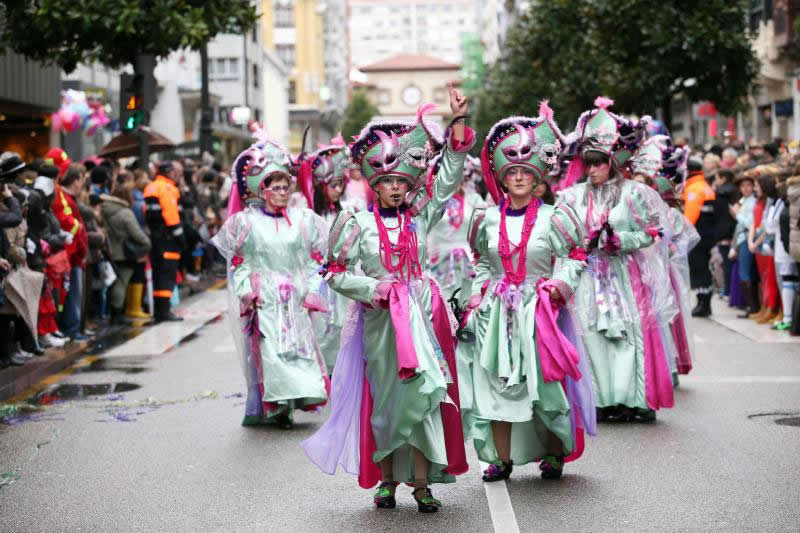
[126,116,136,129]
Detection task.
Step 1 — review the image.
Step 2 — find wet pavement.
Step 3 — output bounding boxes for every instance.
[0,289,799,531]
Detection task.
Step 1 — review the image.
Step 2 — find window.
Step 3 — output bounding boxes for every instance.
[378,89,391,105]
[210,58,240,80]
[252,25,258,43]
[274,0,295,28]
[276,44,295,68]
[433,87,446,104]
[288,80,297,104]
[253,64,259,88]
[254,108,261,124]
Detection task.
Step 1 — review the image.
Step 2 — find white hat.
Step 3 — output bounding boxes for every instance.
[33,176,55,197]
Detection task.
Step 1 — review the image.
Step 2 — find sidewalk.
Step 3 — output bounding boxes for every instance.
[707,295,800,344]
[0,281,228,401]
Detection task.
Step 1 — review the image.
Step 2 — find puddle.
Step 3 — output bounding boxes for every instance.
[75,357,151,375]
[775,417,800,428]
[28,382,141,405]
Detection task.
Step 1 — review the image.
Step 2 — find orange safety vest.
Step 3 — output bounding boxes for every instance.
[143,175,181,228]
[682,172,716,225]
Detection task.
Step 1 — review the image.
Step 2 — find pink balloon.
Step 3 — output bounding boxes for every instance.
[71,113,81,132]
[59,108,75,132]
[51,112,62,132]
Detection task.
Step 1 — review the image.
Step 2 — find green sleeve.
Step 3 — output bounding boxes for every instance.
[547,205,585,299]
[617,186,655,252]
[325,212,379,304]
[468,207,490,297]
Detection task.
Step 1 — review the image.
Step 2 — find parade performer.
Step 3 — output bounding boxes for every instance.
[302,85,472,513]
[558,97,674,422]
[297,134,362,373]
[211,130,330,430]
[456,104,596,482]
[632,137,699,379]
[426,154,484,305]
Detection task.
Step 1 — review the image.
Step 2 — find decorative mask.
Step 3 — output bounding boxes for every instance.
[231,127,293,200]
[351,103,443,189]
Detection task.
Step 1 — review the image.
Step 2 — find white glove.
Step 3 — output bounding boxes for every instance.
[26,238,36,254]
[61,230,74,245]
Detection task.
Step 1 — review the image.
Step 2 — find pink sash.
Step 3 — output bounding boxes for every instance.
[534,280,582,383]
[388,283,420,380]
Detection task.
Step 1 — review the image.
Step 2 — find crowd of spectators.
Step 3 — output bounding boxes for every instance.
[691,138,800,335]
[0,148,231,368]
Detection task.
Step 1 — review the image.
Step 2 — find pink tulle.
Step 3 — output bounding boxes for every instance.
[331,132,345,146]
[226,182,245,219]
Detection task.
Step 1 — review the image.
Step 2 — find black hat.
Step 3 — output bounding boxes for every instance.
[0,152,26,178]
[90,165,110,185]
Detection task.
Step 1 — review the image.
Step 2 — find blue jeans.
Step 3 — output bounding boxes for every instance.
[737,241,756,282]
[58,266,83,337]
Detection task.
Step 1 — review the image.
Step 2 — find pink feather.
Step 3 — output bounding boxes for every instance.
[481,142,501,205]
[554,157,584,193]
[539,100,554,120]
[226,182,245,220]
[417,102,437,122]
[331,132,345,146]
[594,96,614,109]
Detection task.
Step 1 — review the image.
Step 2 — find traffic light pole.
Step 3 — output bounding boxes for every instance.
[199,41,213,155]
[135,54,156,169]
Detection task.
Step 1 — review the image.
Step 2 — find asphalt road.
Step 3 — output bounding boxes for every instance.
[1,291,799,532]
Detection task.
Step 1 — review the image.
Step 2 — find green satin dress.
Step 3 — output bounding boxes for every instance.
[457,202,585,465]
[558,178,657,410]
[325,142,468,484]
[213,205,329,421]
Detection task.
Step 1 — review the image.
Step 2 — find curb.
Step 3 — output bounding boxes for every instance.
[0,280,227,402]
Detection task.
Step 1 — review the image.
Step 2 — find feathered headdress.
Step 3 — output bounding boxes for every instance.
[480,100,566,204]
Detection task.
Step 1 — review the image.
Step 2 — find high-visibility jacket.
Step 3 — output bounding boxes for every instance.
[143,175,183,241]
[683,171,717,240]
[51,185,88,268]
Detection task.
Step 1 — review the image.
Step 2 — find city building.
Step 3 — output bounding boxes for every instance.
[265,0,346,153]
[480,0,527,65]
[0,51,61,161]
[348,0,479,70]
[359,53,461,127]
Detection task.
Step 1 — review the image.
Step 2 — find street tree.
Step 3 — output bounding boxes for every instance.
[476,0,759,135]
[340,90,380,142]
[0,0,258,73]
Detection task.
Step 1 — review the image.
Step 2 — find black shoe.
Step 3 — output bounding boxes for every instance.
[412,488,441,513]
[539,456,564,479]
[155,312,184,323]
[482,460,513,482]
[373,482,398,509]
[274,411,293,430]
[691,293,712,317]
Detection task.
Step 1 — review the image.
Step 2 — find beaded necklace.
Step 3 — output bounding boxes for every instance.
[498,196,541,285]
[373,206,422,282]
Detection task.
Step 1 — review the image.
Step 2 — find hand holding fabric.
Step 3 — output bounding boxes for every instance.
[371,280,393,309]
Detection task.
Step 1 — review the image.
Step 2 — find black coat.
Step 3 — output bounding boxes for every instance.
[24,188,66,271]
[713,182,737,243]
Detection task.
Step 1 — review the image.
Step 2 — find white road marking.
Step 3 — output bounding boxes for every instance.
[479,460,520,533]
[682,376,800,384]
